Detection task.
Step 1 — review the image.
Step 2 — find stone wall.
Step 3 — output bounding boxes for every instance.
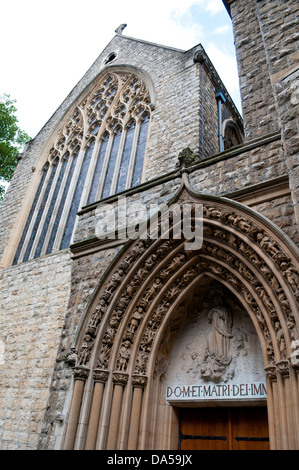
[229,0,299,223]
[0,2,298,450]
[189,136,285,195]
[71,132,298,250]
[0,32,242,450]
[251,194,299,245]
[0,251,72,449]
[229,0,280,140]
[37,246,120,449]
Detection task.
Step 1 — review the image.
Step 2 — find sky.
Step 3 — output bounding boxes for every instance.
[1,0,241,140]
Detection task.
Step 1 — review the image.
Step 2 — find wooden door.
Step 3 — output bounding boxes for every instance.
[179,407,269,450]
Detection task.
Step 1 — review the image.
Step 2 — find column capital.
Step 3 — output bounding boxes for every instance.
[93,369,110,383]
[73,365,90,381]
[112,372,129,386]
[276,360,290,378]
[132,375,148,388]
[265,364,277,382]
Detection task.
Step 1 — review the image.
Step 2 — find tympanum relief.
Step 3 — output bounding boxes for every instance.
[166,290,266,402]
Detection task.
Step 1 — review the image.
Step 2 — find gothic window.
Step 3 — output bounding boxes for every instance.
[13,70,152,264]
[223,119,243,150]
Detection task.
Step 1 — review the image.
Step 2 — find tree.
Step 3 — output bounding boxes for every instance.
[0,94,31,202]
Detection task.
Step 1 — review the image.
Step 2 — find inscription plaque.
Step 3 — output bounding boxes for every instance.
[166,300,267,403]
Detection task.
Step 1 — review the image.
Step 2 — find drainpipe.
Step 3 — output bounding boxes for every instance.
[215,89,226,153]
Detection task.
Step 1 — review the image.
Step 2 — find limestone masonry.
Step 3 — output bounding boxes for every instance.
[0,0,298,450]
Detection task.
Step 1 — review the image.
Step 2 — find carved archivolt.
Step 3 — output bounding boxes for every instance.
[74,187,299,386]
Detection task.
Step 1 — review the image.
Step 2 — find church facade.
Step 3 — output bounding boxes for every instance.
[0,0,298,450]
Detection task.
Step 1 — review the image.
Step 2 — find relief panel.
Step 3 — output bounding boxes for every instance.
[166,293,266,403]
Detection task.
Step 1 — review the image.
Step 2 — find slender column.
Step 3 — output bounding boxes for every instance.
[276,361,289,449]
[127,376,147,450]
[106,373,128,450]
[277,360,295,449]
[265,364,282,450]
[85,370,109,450]
[265,366,277,450]
[290,354,299,449]
[63,366,89,450]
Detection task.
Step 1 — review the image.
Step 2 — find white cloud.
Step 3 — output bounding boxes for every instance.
[214,24,230,35]
[204,0,225,15]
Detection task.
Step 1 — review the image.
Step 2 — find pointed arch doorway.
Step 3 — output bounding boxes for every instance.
[62,181,299,450]
[163,279,270,451]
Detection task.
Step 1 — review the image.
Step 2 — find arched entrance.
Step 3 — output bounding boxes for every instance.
[163,280,269,451]
[62,179,299,450]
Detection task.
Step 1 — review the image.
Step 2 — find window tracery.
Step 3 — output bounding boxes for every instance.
[13,70,152,264]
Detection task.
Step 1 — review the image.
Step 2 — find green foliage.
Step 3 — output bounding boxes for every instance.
[0,94,31,202]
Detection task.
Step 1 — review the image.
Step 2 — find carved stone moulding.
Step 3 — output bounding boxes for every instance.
[93,369,110,383]
[276,359,290,378]
[74,185,299,391]
[112,372,129,386]
[265,364,277,382]
[73,365,90,381]
[132,375,148,388]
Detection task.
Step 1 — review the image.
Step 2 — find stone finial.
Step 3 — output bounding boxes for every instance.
[115,24,127,35]
[177,147,200,170]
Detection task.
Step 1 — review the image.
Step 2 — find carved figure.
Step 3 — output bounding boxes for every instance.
[234,330,248,356]
[77,334,93,365]
[207,307,233,360]
[280,262,299,293]
[200,306,233,383]
[256,233,280,257]
[275,322,286,357]
[118,341,131,371]
[129,307,144,333]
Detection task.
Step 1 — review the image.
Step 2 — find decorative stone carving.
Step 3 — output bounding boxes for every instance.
[276,360,290,378]
[290,340,299,370]
[275,322,287,358]
[64,348,77,368]
[200,306,234,383]
[112,372,129,386]
[76,197,299,383]
[265,365,277,382]
[280,262,299,297]
[117,340,131,372]
[77,334,94,366]
[132,375,148,388]
[166,290,267,401]
[93,369,109,383]
[134,259,201,375]
[177,148,201,169]
[74,366,90,381]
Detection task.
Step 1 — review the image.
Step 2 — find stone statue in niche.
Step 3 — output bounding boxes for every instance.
[207,307,232,360]
[200,306,234,383]
[166,287,265,390]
